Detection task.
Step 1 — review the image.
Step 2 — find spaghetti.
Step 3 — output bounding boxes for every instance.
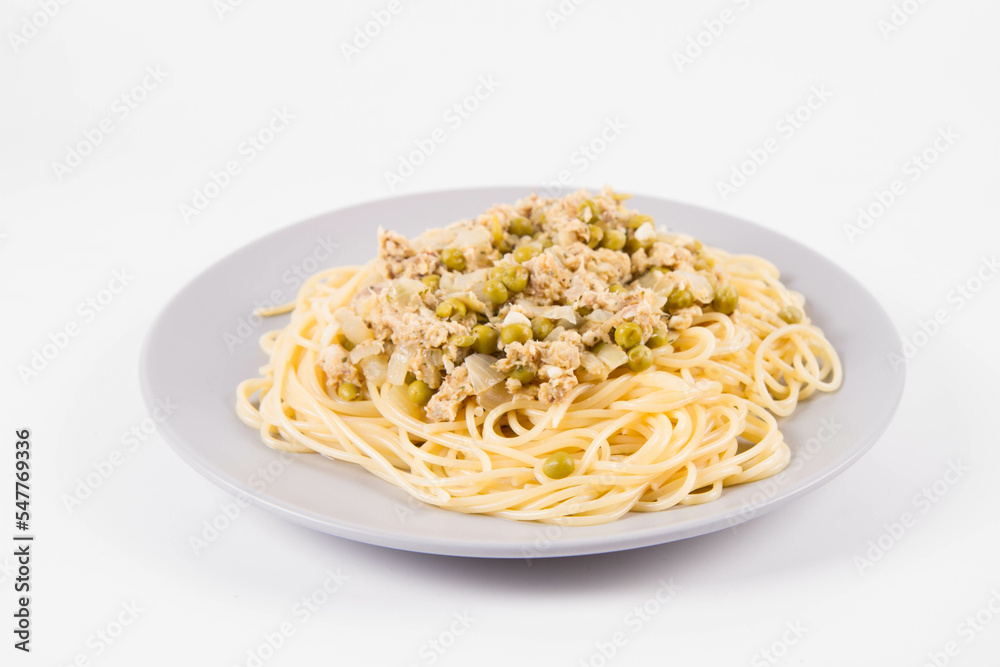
[236,189,841,525]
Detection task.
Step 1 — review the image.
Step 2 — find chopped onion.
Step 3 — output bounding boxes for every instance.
[464,354,506,394]
[386,279,427,307]
[359,353,389,385]
[451,269,487,292]
[578,353,606,381]
[634,222,656,243]
[503,310,531,327]
[592,343,628,371]
[386,345,415,385]
[424,349,443,367]
[333,307,353,323]
[413,226,457,250]
[634,271,660,289]
[341,315,373,344]
[453,226,490,250]
[349,340,382,364]
[478,383,513,410]
[587,309,613,323]
[513,301,577,324]
[544,325,565,342]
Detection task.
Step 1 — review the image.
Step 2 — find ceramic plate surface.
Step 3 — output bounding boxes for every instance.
[141,187,904,558]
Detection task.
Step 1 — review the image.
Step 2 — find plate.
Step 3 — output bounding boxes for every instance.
[140,187,904,558]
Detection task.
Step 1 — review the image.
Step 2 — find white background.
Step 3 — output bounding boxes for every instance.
[3,0,999,665]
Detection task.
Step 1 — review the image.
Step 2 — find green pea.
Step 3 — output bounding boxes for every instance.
[587,224,604,249]
[531,317,554,341]
[436,301,453,319]
[666,289,693,311]
[693,256,716,272]
[624,237,641,254]
[404,372,416,385]
[337,383,359,401]
[542,451,575,479]
[577,306,593,318]
[614,322,642,350]
[537,235,554,249]
[421,275,440,290]
[472,325,499,354]
[335,332,355,351]
[627,214,653,229]
[602,228,627,251]
[475,312,489,325]
[513,244,541,263]
[646,329,669,349]
[778,305,803,324]
[491,215,503,246]
[441,248,466,272]
[577,199,600,223]
[484,279,509,305]
[501,265,529,293]
[501,322,532,345]
[609,283,626,293]
[626,345,653,372]
[435,298,467,319]
[713,285,739,315]
[508,217,533,237]
[448,334,476,348]
[509,365,536,384]
[407,380,433,406]
[498,239,513,254]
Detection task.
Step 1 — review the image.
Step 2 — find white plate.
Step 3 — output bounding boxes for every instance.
[141,187,904,558]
